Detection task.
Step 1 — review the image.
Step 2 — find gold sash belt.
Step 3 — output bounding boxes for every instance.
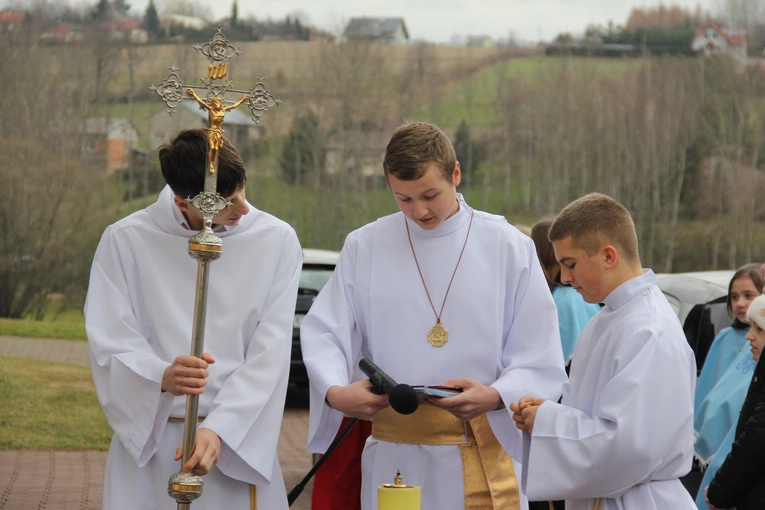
[372,405,520,510]
[168,416,206,422]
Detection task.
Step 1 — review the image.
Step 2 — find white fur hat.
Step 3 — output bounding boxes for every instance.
[746,294,765,330]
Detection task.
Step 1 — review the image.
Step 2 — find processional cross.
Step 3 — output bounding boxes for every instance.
[150,26,279,510]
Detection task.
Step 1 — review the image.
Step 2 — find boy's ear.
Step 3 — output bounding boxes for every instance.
[452,162,461,186]
[173,195,189,212]
[602,245,618,269]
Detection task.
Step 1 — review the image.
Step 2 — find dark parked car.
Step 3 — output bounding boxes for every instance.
[656,270,735,375]
[289,249,340,389]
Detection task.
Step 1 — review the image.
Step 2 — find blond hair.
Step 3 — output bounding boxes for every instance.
[549,193,640,264]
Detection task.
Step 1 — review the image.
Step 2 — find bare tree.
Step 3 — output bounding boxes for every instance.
[0,34,108,317]
[719,0,765,50]
[302,40,395,247]
[398,42,439,119]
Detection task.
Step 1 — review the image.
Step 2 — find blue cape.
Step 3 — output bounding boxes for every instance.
[695,424,737,509]
[694,326,748,412]
[553,285,601,363]
[694,346,756,465]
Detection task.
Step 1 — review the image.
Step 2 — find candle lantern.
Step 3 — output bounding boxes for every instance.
[378,471,421,510]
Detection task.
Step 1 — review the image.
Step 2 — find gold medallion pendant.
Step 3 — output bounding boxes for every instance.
[405,208,474,348]
[428,321,449,347]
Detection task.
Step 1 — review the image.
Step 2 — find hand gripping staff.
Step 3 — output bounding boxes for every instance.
[150,26,279,510]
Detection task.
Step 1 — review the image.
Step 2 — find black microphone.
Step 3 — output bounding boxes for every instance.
[359,358,419,415]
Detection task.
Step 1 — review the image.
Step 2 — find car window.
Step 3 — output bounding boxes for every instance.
[299,264,335,294]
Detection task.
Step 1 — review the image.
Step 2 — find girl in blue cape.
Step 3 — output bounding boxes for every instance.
[694,264,763,413]
[693,264,763,509]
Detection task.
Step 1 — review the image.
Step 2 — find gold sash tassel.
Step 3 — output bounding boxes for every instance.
[372,405,520,510]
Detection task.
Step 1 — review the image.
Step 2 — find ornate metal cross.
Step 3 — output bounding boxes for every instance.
[151,26,280,250]
[149,26,279,510]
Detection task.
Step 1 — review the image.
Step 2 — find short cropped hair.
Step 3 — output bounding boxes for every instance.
[549,193,640,264]
[727,263,765,317]
[530,217,559,292]
[383,122,456,181]
[158,128,246,199]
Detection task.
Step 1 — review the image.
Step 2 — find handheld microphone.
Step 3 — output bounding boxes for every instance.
[359,358,419,415]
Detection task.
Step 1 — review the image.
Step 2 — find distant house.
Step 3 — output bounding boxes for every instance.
[99,19,148,44]
[0,11,26,34]
[82,118,139,175]
[307,26,336,43]
[40,22,84,44]
[324,128,391,179]
[691,24,747,59]
[344,17,409,44]
[148,101,263,153]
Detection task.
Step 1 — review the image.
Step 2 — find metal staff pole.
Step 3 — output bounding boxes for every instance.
[151,26,280,509]
[167,161,227,510]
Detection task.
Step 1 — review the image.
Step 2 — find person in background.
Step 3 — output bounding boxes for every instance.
[704,294,765,509]
[694,264,764,414]
[530,217,601,370]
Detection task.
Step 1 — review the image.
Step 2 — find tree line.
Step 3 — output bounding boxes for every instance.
[271,47,765,275]
[9,0,312,43]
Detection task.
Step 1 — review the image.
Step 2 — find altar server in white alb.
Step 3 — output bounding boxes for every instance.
[300,122,567,510]
[511,193,697,510]
[85,129,301,510]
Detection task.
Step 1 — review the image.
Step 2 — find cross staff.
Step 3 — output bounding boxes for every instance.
[149,26,279,510]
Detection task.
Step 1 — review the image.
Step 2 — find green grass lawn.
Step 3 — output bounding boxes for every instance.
[0,308,86,340]
[0,357,112,450]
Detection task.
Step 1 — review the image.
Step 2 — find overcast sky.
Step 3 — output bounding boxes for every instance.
[6,0,718,43]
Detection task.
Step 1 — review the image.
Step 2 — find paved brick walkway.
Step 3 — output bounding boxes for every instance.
[0,337,315,510]
[0,451,107,510]
[0,336,91,367]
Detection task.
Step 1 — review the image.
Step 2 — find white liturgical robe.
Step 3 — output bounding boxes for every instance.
[522,270,697,510]
[85,186,301,510]
[300,195,567,510]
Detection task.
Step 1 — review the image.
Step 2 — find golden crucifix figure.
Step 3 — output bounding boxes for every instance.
[187,89,249,174]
